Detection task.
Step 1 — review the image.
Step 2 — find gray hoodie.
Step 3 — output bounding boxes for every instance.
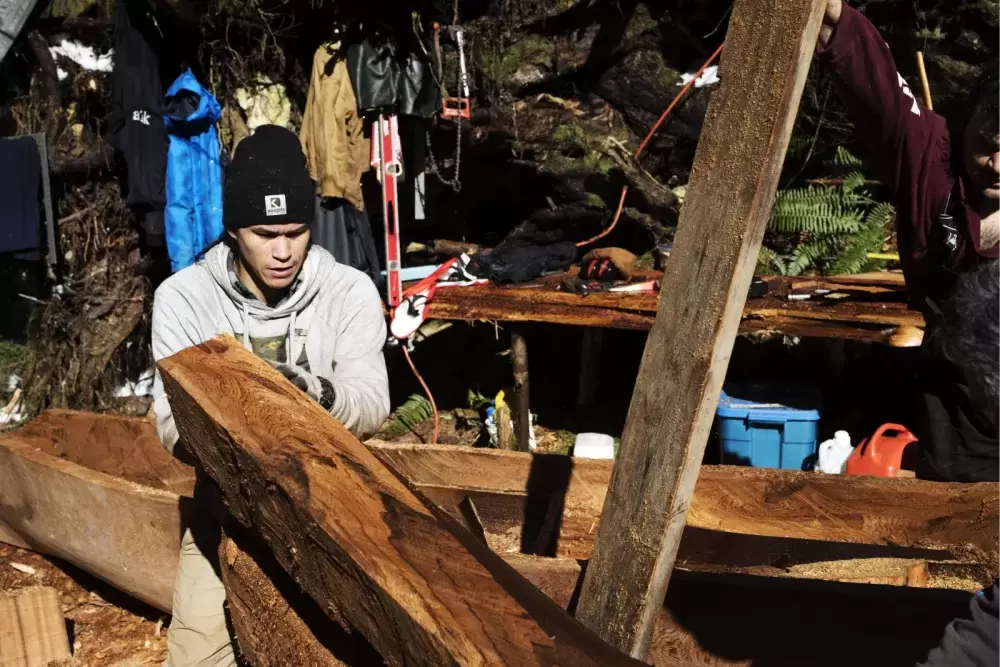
[151,242,389,450]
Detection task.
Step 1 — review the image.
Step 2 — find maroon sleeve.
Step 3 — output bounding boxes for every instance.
[816,5,957,298]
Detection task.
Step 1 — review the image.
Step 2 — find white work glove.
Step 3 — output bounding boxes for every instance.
[266,360,336,410]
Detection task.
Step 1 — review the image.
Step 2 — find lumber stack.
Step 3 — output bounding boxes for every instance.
[0,587,71,667]
[159,335,642,667]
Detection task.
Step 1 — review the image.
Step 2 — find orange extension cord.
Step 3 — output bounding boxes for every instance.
[403,42,726,444]
[577,42,725,248]
[403,345,440,444]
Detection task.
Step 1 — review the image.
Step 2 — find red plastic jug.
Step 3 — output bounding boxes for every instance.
[846,423,918,477]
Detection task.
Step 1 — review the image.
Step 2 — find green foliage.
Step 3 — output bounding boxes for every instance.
[0,339,27,380]
[833,146,864,168]
[466,389,493,411]
[383,393,434,437]
[760,150,895,276]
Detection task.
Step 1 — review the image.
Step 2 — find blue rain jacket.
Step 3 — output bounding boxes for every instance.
[164,69,223,272]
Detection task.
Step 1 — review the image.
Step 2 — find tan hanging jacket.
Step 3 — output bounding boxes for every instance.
[300,45,368,211]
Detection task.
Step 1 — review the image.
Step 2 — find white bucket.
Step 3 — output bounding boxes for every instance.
[574,433,615,459]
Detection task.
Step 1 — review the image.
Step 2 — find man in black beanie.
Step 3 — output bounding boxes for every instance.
[150,125,389,666]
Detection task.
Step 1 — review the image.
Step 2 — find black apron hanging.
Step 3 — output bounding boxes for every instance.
[345,27,440,118]
[312,194,381,286]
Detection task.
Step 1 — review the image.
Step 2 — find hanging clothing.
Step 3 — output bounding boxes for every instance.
[300,45,368,211]
[0,136,41,253]
[234,76,292,133]
[110,0,168,211]
[164,69,223,273]
[312,194,380,285]
[345,34,440,118]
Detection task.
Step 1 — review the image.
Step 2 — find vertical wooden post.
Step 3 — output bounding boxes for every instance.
[510,329,531,452]
[574,0,828,659]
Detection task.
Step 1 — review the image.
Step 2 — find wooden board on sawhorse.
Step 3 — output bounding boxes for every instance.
[574,0,830,660]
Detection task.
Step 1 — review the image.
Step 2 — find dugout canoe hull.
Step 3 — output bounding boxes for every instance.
[0,410,193,613]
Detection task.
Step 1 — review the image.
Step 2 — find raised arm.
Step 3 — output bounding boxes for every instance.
[814,2,949,198]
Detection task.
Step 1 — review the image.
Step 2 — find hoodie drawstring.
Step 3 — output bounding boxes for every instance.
[241,303,251,350]
[287,311,297,364]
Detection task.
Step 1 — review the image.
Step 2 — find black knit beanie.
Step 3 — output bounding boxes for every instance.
[224,124,315,228]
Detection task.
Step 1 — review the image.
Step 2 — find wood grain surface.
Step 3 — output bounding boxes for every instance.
[0,414,189,613]
[369,443,999,558]
[10,408,193,495]
[218,527,382,667]
[573,1,832,656]
[159,336,643,667]
[0,586,71,667]
[425,273,922,345]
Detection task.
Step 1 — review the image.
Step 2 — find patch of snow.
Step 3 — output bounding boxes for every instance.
[49,39,114,75]
[678,65,720,89]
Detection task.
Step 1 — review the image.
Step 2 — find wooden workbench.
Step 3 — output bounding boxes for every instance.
[424,271,924,347]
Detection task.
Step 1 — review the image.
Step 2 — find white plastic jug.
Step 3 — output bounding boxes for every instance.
[815,431,853,474]
[574,433,615,459]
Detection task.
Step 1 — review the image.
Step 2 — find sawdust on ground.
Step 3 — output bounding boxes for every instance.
[0,543,169,666]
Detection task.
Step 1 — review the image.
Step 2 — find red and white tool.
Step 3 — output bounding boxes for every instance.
[389,255,486,340]
[371,114,404,307]
[441,26,470,120]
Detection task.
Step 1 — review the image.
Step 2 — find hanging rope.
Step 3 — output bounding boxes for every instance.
[576,186,628,247]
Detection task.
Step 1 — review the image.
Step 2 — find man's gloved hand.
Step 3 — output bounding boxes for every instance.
[266,360,336,410]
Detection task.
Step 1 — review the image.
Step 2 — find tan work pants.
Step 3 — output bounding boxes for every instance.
[165,526,236,667]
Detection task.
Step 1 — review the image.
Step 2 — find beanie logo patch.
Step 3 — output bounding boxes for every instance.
[265,194,287,217]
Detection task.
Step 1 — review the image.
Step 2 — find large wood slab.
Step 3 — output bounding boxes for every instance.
[158,336,642,667]
[0,411,190,613]
[368,443,999,558]
[425,273,922,345]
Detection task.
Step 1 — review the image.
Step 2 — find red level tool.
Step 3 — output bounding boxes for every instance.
[371,114,404,307]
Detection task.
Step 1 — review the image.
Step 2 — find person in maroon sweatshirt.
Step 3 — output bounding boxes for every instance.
[816,0,999,485]
[818,5,998,666]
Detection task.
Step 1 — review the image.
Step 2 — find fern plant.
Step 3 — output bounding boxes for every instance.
[760,151,895,276]
[382,393,434,438]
